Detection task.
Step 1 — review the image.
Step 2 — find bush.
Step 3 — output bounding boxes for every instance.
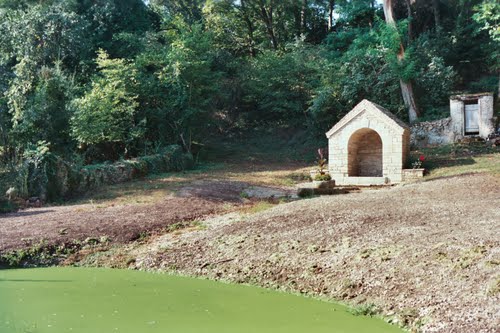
[76,145,193,194]
[314,173,332,181]
[0,198,16,213]
[14,144,193,201]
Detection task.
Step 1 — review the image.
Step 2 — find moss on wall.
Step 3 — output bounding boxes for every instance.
[73,145,193,197]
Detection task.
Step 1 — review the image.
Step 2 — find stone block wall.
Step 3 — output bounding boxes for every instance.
[328,111,408,185]
[478,95,495,138]
[450,99,464,138]
[410,118,454,148]
[402,169,425,181]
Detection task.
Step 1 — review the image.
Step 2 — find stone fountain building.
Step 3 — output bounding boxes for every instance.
[326,99,410,185]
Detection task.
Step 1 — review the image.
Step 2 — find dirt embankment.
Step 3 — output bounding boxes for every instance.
[0,197,223,254]
[131,173,500,333]
[0,178,293,255]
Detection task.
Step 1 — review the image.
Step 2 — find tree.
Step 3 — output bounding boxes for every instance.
[71,50,142,160]
[8,64,75,153]
[473,0,500,97]
[382,0,421,123]
[328,0,335,31]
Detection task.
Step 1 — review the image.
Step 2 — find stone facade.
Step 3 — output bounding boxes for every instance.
[326,99,410,186]
[410,117,454,147]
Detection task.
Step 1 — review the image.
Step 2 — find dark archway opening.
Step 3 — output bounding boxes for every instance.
[348,128,383,177]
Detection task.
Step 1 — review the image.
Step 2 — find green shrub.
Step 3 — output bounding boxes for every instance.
[0,198,16,213]
[14,144,193,202]
[314,173,332,181]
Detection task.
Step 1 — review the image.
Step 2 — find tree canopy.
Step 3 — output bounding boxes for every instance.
[0,0,498,164]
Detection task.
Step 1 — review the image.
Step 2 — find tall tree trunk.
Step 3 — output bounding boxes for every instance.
[383,0,421,123]
[404,0,413,40]
[432,0,441,29]
[301,0,307,35]
[241,0,257,57]
[328,0,335,31]
[258,0,278,50]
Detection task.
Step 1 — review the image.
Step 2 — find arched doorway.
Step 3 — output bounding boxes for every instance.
[348,128,383,177]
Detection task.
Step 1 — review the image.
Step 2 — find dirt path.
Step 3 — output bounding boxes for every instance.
[130,173,500,333]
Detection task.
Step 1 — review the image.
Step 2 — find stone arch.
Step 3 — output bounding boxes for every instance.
[347,128,383,177]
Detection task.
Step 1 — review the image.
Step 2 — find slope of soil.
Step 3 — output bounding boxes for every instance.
[0,172,297,254]
[0,197,223,253]
[132,173,500,333]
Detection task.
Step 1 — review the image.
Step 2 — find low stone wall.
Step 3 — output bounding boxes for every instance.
[410,118,455,148]
[402,169,425,181]
[74,145,193,194]
[21,145,194,202]
[297,180,336,197]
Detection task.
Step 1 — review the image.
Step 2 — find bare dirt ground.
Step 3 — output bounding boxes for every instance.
[0,197,223,253]
[0,162,301,253]
[127,173,500,333]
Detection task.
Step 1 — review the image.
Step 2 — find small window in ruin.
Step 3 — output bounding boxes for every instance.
[464,99,479,136]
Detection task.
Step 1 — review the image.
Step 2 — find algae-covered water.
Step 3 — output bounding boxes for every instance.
[0,268,402,333]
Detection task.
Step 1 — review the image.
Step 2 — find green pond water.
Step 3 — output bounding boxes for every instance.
[0,268,402,333]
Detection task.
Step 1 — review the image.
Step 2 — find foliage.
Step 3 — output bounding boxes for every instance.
[71,50,142,160]
[349,303,379,317]
[473,1,500,42]
[411,155,425,169]
[15,140,62,200]
[0,0,497,202]
[314,173,332,181]
[241,44,321,125]
[8,64,75,153]
[316,148,328,175]
[473,0,500,84]
[0,197,16,213]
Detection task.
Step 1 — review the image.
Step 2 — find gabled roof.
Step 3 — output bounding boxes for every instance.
[325,99,408,138]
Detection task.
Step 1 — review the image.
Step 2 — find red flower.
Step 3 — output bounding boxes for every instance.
[419,155,425,162]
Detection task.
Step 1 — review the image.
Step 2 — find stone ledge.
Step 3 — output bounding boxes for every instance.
[297,180,336,196]
[335,177,388,186]
[403,168,425,181]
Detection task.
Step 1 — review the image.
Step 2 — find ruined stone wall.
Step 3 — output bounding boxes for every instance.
[413,94,496,148]
[410,118,454,148]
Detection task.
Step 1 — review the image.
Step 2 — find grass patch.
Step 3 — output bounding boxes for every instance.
[165,220,206,234]
[0,241,80,268]
[349,303,379,317]
[413,143,500,179]
[242,201,276,214]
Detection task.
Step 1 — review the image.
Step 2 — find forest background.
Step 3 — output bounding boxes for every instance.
[0,0,498,199]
